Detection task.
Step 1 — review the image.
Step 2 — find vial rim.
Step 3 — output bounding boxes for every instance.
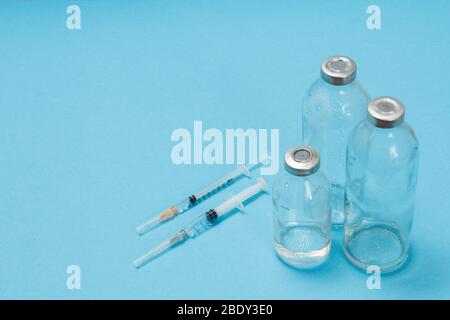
[367,96,405,128]
[320,56,357,86]
[284,146,320,176]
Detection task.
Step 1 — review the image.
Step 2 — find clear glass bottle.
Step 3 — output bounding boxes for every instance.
[273,146,331,269]
[344,97,419,273]
[302,56,370,226]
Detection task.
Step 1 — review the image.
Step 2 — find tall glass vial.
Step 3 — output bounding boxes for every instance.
[344,97,419,273]
[273,146,331,268]
[302,56,370,226]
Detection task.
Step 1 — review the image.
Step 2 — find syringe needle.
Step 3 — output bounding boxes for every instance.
[136,206,178,235]
[133,230,187,268]
[135,216,160,235]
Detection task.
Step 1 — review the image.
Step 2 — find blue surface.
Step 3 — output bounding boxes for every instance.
[1,0,450,299]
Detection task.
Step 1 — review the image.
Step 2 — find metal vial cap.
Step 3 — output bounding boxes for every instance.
[321,56,357,85]
[284,146,320,176]
[368,96,405,128]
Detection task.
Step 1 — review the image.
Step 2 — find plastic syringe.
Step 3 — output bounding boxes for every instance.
[135,158,270,235]
[133,178,268,268]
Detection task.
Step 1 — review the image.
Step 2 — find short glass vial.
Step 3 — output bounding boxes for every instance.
[344,97,419,273]
[302,56,370,227]
[272,146,331,269]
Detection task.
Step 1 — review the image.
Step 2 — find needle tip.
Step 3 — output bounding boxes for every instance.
[133,260,142,269]
[135,226,146,235]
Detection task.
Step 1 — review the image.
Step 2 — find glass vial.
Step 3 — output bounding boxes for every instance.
[344,97,419,273]
[302,56,370,226]
[273,146,331,269]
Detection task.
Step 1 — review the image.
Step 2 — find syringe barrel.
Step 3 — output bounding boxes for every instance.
[214,178,267,216]
[183,214,212,238]
[193,166,249,201]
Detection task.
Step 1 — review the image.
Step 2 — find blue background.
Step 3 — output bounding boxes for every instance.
[1,0,449,299]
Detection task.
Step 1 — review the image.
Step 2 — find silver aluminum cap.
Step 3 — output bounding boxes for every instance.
[368,97,405,128]
[321,56,357,85]
[284,146,320,176]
